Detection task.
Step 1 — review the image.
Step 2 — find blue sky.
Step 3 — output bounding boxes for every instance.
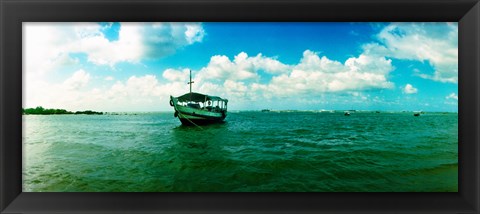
[24,22,458,112]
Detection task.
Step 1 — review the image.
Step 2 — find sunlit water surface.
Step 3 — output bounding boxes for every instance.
[23,111,458,192]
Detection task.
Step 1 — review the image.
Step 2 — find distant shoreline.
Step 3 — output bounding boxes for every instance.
[22,107,103,115]
[22,106,458,115]
[22,110,458,115]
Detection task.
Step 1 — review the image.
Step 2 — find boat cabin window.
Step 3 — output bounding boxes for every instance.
[187,103,201,109]
[176,97,227,112]
[201,100,227,112]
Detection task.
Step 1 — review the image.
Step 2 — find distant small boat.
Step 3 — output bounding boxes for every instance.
[261,109,270,112]
[344,111,350,116]
[413,112,421,116]
[170,70,228,126]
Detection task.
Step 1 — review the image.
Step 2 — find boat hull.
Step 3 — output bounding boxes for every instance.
[179,117,225,126]
[172,100,226,126]
[177,110,226,126]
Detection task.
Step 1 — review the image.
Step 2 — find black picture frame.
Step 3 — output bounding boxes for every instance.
[1,0,479,213]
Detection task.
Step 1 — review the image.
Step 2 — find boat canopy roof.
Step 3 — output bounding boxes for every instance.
[176,92,228,103]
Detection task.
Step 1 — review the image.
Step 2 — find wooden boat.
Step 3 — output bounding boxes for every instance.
[169,70,228,126]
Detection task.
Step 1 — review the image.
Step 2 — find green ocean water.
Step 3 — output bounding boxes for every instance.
[22,111,458,192]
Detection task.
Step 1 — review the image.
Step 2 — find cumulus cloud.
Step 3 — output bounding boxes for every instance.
[162,68,190,82]
[191,50,394,98]
[287,50,394,93]
[25,69,92,110]
[185,23,205,44]
[223,80,248,98]
[163,50,395,105]
[24,22,458,111]
[366,22,458,83]
[196,52,290,82]
[24,22,205,70]
[63,69,91,90]
[403,84,418,94]
[136,22,205,60]
[24,22,206,110]
[25,73,185,112]
[24,23,83,77]
[110,75,163,97]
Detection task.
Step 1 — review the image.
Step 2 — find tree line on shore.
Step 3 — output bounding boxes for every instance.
[22,106,103,115]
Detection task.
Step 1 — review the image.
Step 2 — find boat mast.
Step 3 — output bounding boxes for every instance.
[188,70,194,101]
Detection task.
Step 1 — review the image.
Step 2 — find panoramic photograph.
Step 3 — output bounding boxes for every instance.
[22,22,458,192]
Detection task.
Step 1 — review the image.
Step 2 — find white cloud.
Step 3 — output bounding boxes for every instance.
[121,75,162,97]
[24,22,206,70]
[161,50,395,106]
[367,22,458,83]
[24,22,457,112]
[24,22,206,111]
[446,92,458,100]
[63,69,91,90]
[295,50,344,73]
[25,74,184,112]
[24,69,92,110]
[403,84,418,94]
[258,50,394,97]
[162,68,190,82]
[196,52,290,82]
[138,22,205,60]
[74,29,143,66]
[190,50,394,100]
[24,23,82,77]
[185,23,205,44]
[223,80,248,98]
